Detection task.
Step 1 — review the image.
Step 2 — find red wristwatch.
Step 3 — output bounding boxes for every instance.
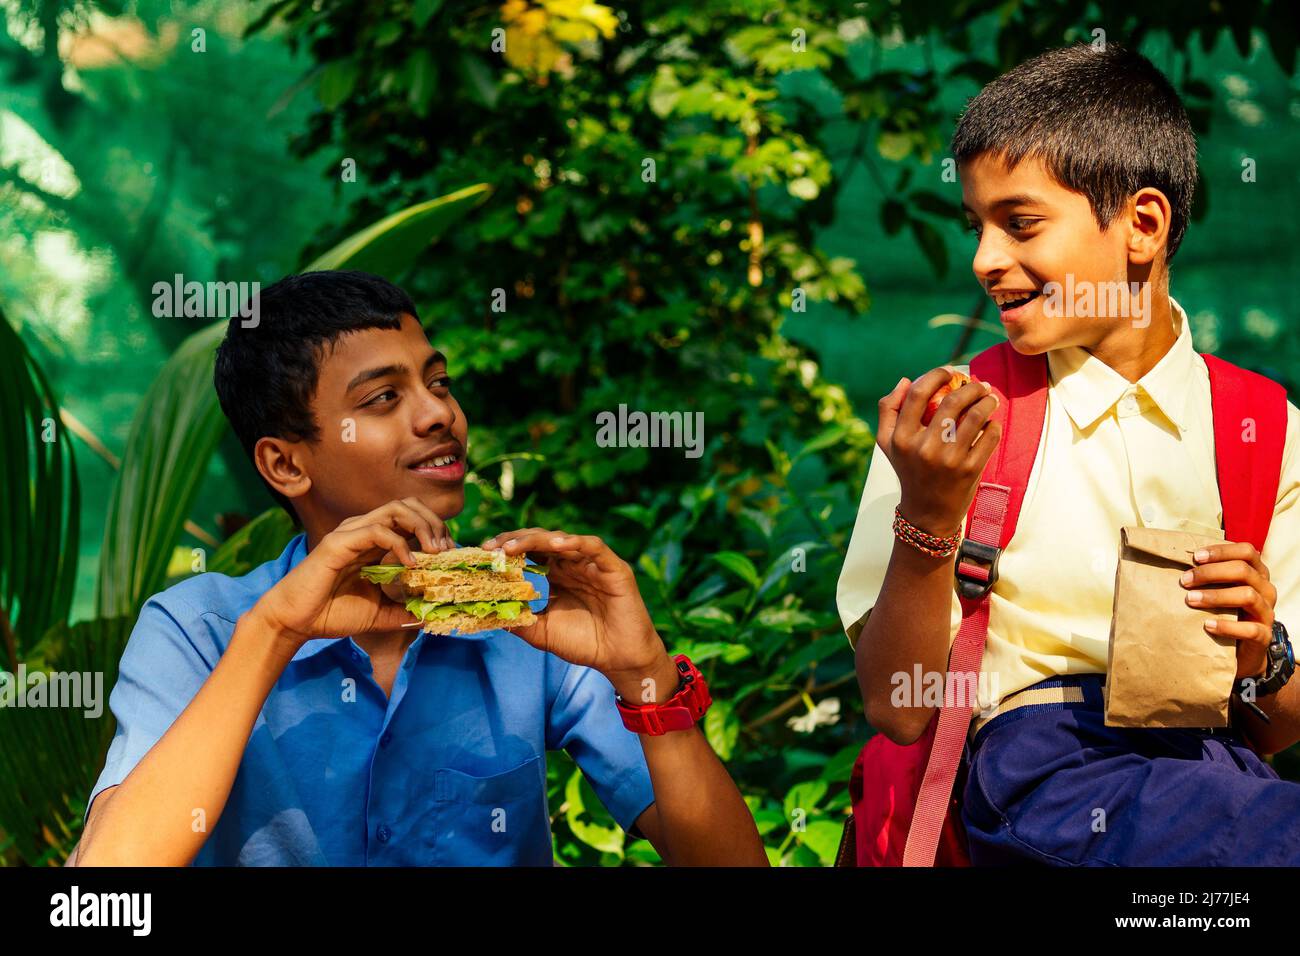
[616,654,712,735]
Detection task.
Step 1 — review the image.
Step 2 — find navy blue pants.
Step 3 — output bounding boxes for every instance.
[960,674,1300,865]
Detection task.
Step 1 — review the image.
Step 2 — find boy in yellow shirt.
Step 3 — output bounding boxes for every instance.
[838,42,1300,865]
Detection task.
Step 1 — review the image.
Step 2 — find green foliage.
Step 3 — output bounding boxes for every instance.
[96,322,229,620]
[304,184,493,273]
[0,616,133,866]
[0,308,79,666]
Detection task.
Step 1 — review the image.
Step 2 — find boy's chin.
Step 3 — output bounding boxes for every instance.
[372,479,465,521]
[1003,325,1053,356]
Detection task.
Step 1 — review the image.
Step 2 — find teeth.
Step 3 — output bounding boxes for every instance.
[415,454,457,468]
[992,290,1036,306]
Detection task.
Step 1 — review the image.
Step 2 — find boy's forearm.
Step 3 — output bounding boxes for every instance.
[76,610,296,866]
[611,657,767,866]
[638,727,767,865]
[1233,676,1300,756]
[855,538,958,744]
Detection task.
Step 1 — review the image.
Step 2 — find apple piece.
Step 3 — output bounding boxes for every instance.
[921,370,973,426]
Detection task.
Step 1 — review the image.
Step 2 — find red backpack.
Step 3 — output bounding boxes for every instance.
[835,341,1289,867]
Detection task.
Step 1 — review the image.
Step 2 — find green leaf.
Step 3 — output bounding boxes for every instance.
[793,424,848,461]
[784,779,828,818]
[669,638,751,664]
[359,564,407,584]
[909,217,948,277]
[910,190,962,221]
[318,60,359,109]
[96,321,228,620]
[412,0,446,28]
[206,507,296,578]
[682,605,735,631]
[648,64,682,118]
[304,185,492,276]
[798,820,845,865]
[710,551,761,589]
[703,699,739,760]
[0,308,79,662]
[459,52,500,109]
[564,768,625,855]
[610,503,656,528]
[405,598,527,621]
[881,198,906,236]
[407,49,437,117]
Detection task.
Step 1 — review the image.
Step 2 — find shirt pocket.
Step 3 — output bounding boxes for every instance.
[432,754,552,866]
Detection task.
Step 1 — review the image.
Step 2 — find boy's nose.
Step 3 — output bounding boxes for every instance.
[971,232,1016,287]
[412,392,456,435]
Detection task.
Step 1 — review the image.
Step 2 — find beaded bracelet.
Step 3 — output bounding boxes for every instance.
[892,506,962,558]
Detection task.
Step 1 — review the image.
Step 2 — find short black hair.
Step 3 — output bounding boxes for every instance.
[951,42,1198,262]
[213,270,418,524]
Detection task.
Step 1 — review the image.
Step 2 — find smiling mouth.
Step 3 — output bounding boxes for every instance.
[408,453,466,481]
[992,290,1041,312]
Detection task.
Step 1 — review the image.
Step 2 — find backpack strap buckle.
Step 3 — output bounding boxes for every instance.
[955,539,1002,600]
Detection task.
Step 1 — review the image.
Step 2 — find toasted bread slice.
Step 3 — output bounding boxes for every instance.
[407,547,526,573]
[418,606,536,636]
[414,580,540,605]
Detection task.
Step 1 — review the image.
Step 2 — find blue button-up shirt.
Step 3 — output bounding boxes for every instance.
[86,534,655,865]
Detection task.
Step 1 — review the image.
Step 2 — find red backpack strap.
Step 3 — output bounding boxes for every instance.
[1203,353,1288,551]
[902,342,1049,866]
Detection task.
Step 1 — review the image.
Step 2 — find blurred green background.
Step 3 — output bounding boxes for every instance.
[2,0,1297,866]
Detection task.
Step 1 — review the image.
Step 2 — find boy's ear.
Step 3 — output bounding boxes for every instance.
[254,436,312,502]
[1127,186,1172,267]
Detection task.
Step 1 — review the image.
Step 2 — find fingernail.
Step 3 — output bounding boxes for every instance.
[895,377,907,390]
[1187,590,1202,604]
[482,538,497,548]
[1194,549,1210,562]
[552,536,567,546]
[1205,620,1217,631]
[1181,570,1193,585]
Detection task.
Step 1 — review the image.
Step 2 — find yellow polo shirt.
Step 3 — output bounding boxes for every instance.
[836,297,1300,712]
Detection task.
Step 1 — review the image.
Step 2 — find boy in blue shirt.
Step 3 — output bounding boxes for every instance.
[75,270,765,866]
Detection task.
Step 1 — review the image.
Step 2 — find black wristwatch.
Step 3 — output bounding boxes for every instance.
[1234,621,1294,723]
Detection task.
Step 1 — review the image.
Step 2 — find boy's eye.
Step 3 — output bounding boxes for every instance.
[430,375,453,391]
[366,389,398,407]
[1008,217,1033,231]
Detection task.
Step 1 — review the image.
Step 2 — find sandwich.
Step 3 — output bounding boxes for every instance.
[360,546,547,635]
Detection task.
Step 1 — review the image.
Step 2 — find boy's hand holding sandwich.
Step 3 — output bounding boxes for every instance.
[477,528,677,704]
[254,497,452,646]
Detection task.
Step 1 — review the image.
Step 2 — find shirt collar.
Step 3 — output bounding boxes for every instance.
[1046,295,1194,433]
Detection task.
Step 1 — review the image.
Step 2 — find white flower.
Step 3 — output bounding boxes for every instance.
[787,697,841,734]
